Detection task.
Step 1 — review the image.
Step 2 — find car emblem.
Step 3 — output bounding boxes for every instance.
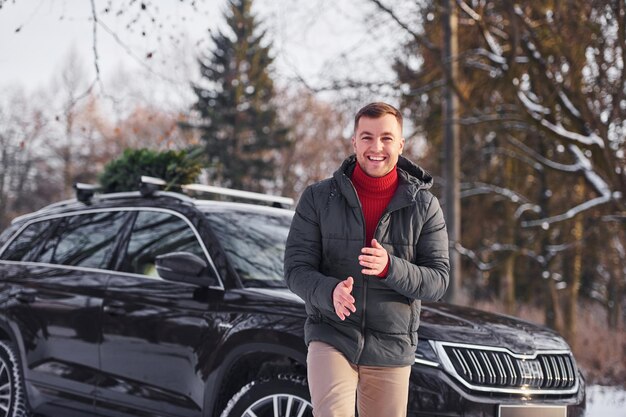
[519,359,543,386]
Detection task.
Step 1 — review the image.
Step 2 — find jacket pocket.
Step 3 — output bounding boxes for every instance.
[408,300,418,346]
[306,304,322,323]
[365,290,411,334]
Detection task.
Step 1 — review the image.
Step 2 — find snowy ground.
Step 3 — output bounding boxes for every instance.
[586,385,626,417]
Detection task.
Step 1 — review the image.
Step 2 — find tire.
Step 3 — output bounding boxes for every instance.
[0,340,30,417]
[220,374,313,417]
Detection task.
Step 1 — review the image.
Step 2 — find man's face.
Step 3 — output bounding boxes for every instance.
[352,114,405,177]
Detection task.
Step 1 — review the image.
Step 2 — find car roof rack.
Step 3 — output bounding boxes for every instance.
[181,183,294,208]
[74,182,100,204]
[23,177,293,223]
[139,176,167,197]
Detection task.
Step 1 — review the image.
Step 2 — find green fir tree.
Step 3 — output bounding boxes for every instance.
[192,0,289,192]
[99,148,204,193]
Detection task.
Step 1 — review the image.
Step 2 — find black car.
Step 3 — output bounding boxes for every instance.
[0,180,586,417]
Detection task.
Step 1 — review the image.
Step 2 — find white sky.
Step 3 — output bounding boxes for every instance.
[0,0,400,107]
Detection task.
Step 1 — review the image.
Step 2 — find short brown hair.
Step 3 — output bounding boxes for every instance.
[353,102,403,133]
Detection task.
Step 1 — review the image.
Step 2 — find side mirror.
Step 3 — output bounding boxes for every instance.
[155,252,218,287]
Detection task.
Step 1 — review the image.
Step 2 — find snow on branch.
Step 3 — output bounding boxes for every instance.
[512,7,601,148]
[455,243,504,271]
[457,0,506,64]
[522,195,613,227]
[517,90,550,116]
[456,235,585,271]
[506,136,580,172]
[455,242,546,271]
[568,144,612,195]
[468,48,507,66]
[489,146,543,172]
[540,119,605,149]
[457,0,480,21]
[515,203,541,219]
[522,143,619,227]
[558,90,582,118]
[461,181,530,204]
[461,181,541,219]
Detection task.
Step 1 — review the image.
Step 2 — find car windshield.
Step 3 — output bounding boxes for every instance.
[203,209,293,288]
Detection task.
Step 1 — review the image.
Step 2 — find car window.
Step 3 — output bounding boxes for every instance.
[0,220,54,261]
[203,210,292,288]
[0,222,25,252]
[120,211,206,277]
[34,211,128,269]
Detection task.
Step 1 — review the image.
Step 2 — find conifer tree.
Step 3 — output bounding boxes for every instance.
[192,0,288,192]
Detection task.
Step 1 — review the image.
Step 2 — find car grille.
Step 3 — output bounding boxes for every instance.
[439,344,578,393]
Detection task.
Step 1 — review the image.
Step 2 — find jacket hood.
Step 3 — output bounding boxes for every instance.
[335,155,433,190]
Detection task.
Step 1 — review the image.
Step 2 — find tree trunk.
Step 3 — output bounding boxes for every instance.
[564,195,583,345]
[502,255,516,315]
[0,142,8,228]
[608,228,625,329]
[442,0,461,303]
[537,142,559,330]
[501,155,516,315]
[547,276,564,333]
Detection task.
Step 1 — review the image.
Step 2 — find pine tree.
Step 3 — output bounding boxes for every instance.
[99,148,204,193]
[192,0,288,192]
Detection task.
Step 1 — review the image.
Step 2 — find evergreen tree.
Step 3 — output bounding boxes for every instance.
[192,0,289,192]
[99,148,203,193]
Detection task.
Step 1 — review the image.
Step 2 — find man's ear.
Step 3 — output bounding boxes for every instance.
[351,135,356,150]
[400,137,405,154]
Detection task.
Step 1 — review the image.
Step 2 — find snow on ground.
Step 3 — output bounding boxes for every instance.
[586,385,626,417]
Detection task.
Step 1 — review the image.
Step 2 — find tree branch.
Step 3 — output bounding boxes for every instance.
[367,0,439,53]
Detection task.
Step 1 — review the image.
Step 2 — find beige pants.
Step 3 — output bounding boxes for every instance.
[307,341,411,417]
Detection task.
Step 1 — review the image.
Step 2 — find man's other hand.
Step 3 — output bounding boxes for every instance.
[359,239,389,276]
[333,277,356,320]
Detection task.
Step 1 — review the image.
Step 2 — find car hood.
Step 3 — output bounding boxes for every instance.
[419,302,570,354]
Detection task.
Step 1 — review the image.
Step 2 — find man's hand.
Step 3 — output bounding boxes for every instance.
[359,239,389,276]
[333,277,356,320]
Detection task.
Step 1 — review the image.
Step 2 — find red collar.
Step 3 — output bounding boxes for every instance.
[351,162,398,197]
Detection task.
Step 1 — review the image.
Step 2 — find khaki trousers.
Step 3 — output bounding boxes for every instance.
[306,341,411,417]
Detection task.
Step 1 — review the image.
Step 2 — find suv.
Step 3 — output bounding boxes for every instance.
[0,180,586,417]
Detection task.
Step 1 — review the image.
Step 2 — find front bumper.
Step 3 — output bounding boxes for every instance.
[407,364,586,417]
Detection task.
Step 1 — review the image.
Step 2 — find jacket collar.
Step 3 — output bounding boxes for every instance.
[333,155,433,209]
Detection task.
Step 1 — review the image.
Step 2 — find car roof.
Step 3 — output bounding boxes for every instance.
[11,190,294,225]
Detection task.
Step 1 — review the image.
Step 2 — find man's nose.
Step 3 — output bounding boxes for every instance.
[373,138,384,151]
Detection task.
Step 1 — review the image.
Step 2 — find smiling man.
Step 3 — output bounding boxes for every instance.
[285,102,450,417]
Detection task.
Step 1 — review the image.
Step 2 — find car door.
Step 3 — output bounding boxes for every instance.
[97,209,225,417]
[0,210,129,416]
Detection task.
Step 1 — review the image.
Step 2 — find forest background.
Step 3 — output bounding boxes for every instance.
[0,0,624,388]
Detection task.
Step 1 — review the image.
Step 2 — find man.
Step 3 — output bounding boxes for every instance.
[284,102,449,417]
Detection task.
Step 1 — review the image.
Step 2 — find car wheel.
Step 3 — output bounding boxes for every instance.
[0,341,30,417]
[220,374,312,417]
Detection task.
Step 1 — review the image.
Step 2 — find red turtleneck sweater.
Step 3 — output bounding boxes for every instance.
[351,162,399,277]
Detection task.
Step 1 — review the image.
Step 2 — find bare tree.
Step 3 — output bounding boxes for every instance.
[274,87,352,199]
[0,87,56,228]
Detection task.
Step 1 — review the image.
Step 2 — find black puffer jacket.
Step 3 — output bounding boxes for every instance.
[284,155,450,366]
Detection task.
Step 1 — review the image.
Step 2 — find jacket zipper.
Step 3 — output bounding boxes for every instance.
[349,177,406,363]
[349,179,368,364]
[348,173,423,362]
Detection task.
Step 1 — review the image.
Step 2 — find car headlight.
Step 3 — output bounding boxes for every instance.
[415,339,440,367]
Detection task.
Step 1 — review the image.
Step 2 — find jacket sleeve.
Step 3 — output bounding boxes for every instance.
[284,186,338,313]
[382,195,450,301]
